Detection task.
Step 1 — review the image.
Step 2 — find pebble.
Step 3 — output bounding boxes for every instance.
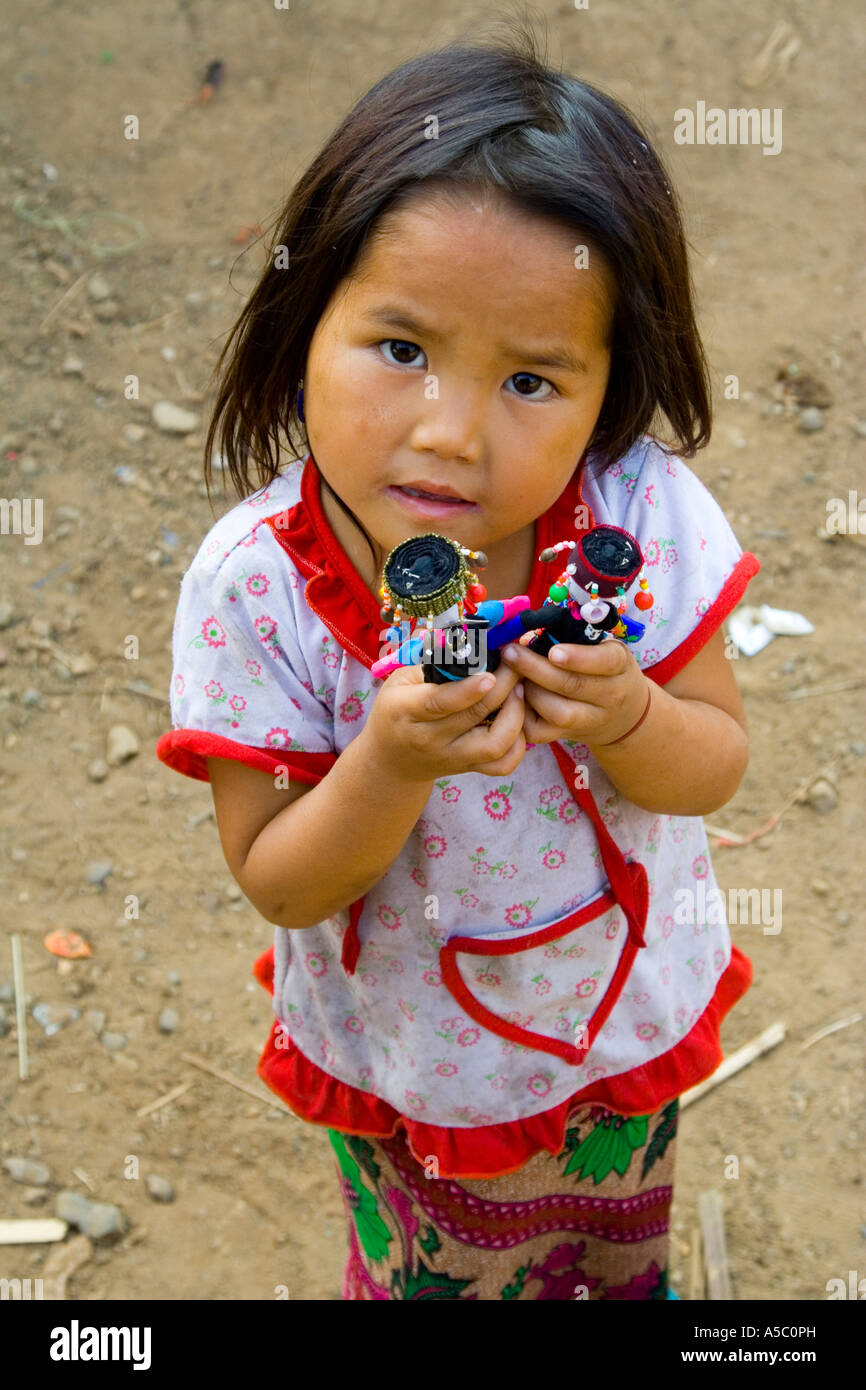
[86,273,112,302]
[87,758,110,782]
[158,1007,179,1034]
[836,911,850,927]
[21,688,42,707]
[85,860,113,887]
[56,1190,128,1240]
[146,1174,175,1203]
[225,882,243,903]
[62,355,85,375]
[807,778,838,814]
[798,407,825,433]
[86,1009,106,1034]
[121,422,148,445]
[152,400,199,435]
[3,1156,52,1186]
[100,1031,128,1051]
[92,300,118,321]
[167,970,182,987]
[10,846,27,862]
[810,879,829,895]
[23,1186,48,1205]
[55,505,81,523]
[106,723,139,766]
[0,601,15,629]
[853,422,866,439]
[0,980,13,1002]
[32,1002,81,1036]
[850,742,866,757]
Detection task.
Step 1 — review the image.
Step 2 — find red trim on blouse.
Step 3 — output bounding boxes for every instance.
[155,730,336,785]
[642,552,761,686]
[252,941,753,1180]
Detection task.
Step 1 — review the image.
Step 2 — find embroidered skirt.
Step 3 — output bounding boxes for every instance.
[329,1096,679,1300]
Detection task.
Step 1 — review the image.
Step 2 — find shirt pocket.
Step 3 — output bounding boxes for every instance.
[439,861,647,1066]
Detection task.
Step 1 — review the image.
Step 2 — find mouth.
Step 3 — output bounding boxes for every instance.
[386,483,479,515]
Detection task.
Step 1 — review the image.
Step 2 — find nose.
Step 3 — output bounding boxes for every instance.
[408,381,486,464]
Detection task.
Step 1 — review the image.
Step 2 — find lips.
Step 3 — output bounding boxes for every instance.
[399,482,470,501]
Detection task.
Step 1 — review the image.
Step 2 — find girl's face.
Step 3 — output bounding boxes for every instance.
[303,187,614,593]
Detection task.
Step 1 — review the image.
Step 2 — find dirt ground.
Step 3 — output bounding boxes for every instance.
[0,0,863,1302]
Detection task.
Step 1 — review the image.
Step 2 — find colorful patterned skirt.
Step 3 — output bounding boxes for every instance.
[329,1097,679,1300]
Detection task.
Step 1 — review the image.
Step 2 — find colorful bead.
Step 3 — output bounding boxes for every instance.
[467,583,486,601]
[549,583,568,601]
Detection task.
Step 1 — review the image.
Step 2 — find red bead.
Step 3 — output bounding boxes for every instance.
[464,599,478,615]
[467,583,486,602]
[634,590,654,610]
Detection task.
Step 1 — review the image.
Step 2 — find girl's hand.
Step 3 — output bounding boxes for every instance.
[499,636,649,749]
[365,659,527,782]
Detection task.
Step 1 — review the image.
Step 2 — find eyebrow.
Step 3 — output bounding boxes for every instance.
[361,304,589,375]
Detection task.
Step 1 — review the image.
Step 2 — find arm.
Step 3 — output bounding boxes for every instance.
[208,732,435,930]
[587,628,749,816]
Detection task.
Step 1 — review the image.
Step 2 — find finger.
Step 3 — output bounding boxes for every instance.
[426,662,521,735]
[455,678,525,760]
[520,679,608,740]
[501,639,627,698]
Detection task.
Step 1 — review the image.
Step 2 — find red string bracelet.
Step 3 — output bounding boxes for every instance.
[599,683,652,747]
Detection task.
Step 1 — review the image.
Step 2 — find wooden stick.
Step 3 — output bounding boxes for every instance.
[136,1080,193,1118]
[0,1218,67,1245]
[688,1224,705,1302]
[38,271,88,331]
[679,1022,786,1109]
[783,676,865,701]
[11,933,29,1081]
[181,1052,291,1114]
[799,1012,863,1052]
[698,1190,731,1300]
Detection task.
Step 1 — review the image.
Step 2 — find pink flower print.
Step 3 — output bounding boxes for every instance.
[527,1073,552,1099]
[339,693,366,722]
[457,1027,480,1047]
[245,572,269,596]
[504,1010,535,1028]
[404,1090,426,1112]
[694,597,710,619]
[633,1017,661,1039]
[174,674,185,696]
[229,694,246,713]
[201,616,226,648]
[305,952,328,978]
[423,835,447,859]
[440,1017,464,1033]
[540,845,565,870]
[377,904,404,932]
[245,658,262,679]
[644,539,660,567]
[360,972,377,986]
[605,917,620,940]
[544,944,562,959]
[671,824,686,843]
[459,892,479,909]
[434,1061,457,1077]
[557,801,581,825]
[475,970,501,987]
[483,783,513,821]
[564,943,585,958]
[397,999,416,1023]
[662,544,678,573]
[204,679,224,701]
[632,992,650,1006]
[504,902,535,928]
[538,786,563,805]
[442,785,461,803]
[345,1015,364,1033]
[255,614,279,650]
[264,727,291,749]
[586,1066,607,1081]
[662,915,674,938]
[387,960,404,974]
[533,975,552,996]
[697,528,707,550]
[575,977,598,999]
[410,866,427,889]
[643,483,658,509]
[487,1074,507,1090]
[686,955,705,977]
[713,948,725,971]
[320,1041,335,1068]
[692,854,709,880]
[497,862,518,880]
[422,969,441,987]
[660,964,671,986]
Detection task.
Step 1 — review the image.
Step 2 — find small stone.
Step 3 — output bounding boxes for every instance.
[106,723,139,766]
[810,879,829,895]
[798,407,825,433]
[121,423,148,445]
[0,980,13,1002]
[807,778,838,814]
[55,505,81,523]
[56,1190,128,1240]
[92,300,118,321]
[32,1002,81,1036]
[0,601,16,630]
[3,1156,52,1185]
[853,422,866,439]
[152,400,199,435]
[850,742,866,757]
[10,846,27,862]
[158,1007,179,1034]
[87,758,110,782]
[100,1031,127,1051]
[23,1186,48,1205]
[85,860,113,887]
[145,1174,175,1203]
[225,882,243,903]
[62,355,85,375]
[86,1009,106,1034]
[166,970,182,986]
[836,911,850,927]
[86,273,112,302]
[21,688,42,707]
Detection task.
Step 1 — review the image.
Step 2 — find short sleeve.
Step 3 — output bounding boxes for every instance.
[586,440,760,685]
[156,526,337,783]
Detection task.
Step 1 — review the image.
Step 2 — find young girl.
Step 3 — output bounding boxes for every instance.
[157,31,760,1301]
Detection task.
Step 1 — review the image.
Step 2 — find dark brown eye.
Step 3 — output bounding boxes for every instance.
[380,339,424,366]
[509,373,553,399]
